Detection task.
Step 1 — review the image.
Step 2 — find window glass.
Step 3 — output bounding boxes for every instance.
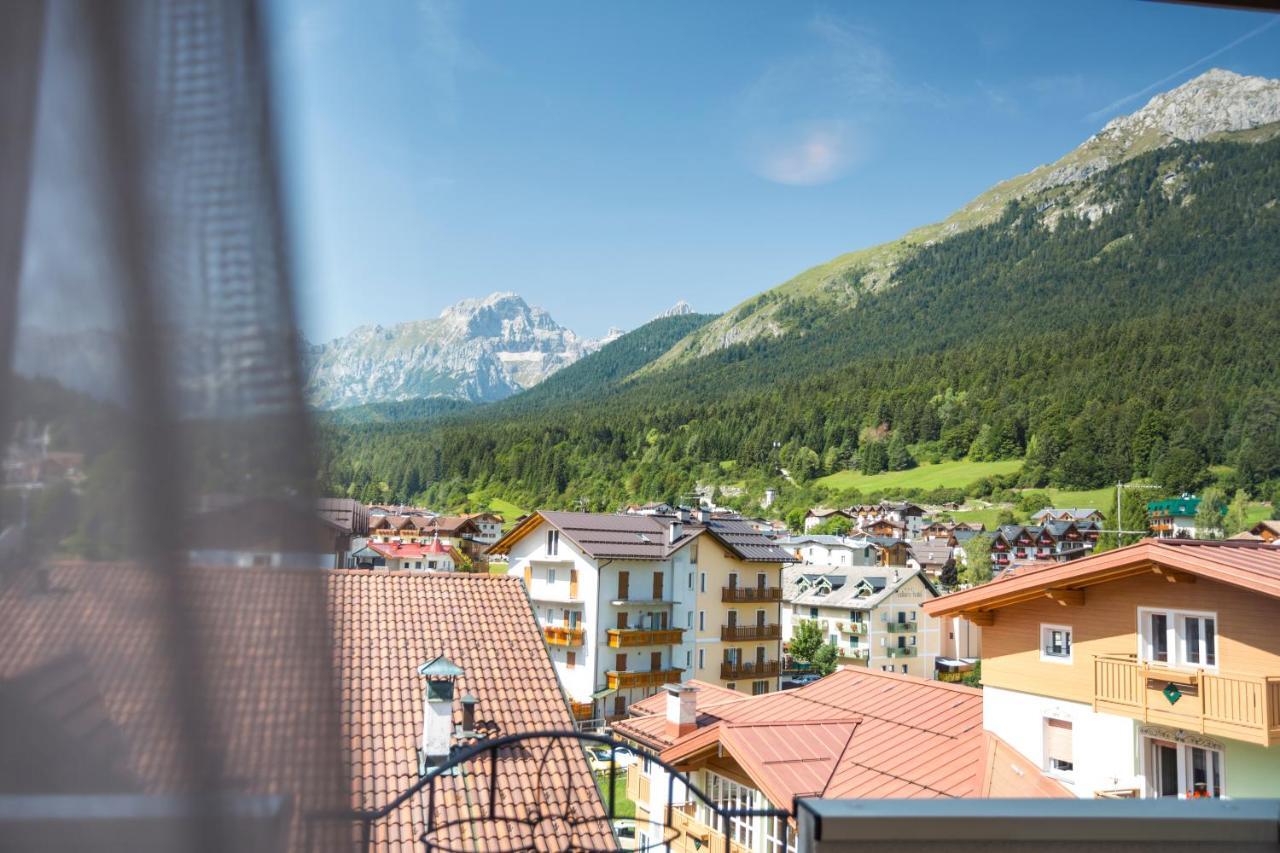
[1151,612,1169,663]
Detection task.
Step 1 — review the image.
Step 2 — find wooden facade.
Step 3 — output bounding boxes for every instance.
[980,569,1280,745]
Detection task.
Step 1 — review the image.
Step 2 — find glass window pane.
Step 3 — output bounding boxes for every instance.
[1205,618,1216,666]
[1151,613,1168,662]
[1185,617,1201,665]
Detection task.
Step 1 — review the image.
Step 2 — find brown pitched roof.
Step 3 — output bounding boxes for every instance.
[0,565,605,851]
[615,669,1067,808]
[489,511,793,563]
[924,538,1280,618]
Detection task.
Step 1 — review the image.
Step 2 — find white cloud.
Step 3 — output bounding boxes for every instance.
[734,14,914,186]
[746,122,861,186]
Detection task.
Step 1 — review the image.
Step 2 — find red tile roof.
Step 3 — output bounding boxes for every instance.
[925,538,1280,618]
[615,669,1068,809]
[0,564,606,851]
[369,539,462,562]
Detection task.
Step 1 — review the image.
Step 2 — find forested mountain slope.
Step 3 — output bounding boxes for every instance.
[318,134,1280,511]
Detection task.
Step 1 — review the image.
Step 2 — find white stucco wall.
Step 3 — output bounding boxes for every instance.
[983,684,1140,798]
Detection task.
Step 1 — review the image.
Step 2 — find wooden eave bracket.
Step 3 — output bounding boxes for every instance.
[1045,588,1085,606]
[1151,565,1196,583]
[964,610,996,626]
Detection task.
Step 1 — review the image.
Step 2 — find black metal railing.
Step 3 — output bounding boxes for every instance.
[319,729,790,852]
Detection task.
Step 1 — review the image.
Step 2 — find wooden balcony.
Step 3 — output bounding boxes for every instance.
[669,804,751,853]
[606,668,683,690]
[543,625,585,647]
[1093,654,1280,746]
[721,586,783,603]
[570,701,594,721]
[720,623,781,642]
[607,627,685,648]
[720,659,780,681]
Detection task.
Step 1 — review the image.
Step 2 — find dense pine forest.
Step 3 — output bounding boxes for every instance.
[316,137,1280,515]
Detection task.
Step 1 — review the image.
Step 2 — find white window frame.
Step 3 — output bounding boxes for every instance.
[1043,717,1075,781]
[1138,607,1218,671]
[1141,735,1227,799]
[1040,623,1073,664]
[546,528,559,556]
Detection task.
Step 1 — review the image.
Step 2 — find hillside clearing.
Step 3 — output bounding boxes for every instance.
[815,459,1023,493]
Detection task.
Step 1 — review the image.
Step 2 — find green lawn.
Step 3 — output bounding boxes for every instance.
[596,771,635,819]
[816,459,1022,493]
[1038,485,1119,512]
[1245,503,1274,527]
[466,492,528,525]
[946,508,1006,530]
[487,561,509,576]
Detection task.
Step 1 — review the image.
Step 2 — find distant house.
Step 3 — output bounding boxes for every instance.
[625,502,675,516]
[773,534,878,568]
[1147,495,1213,538]
[782,565,943,677]
[462,512,505,545]
[369,514,486,563]
[864,517,907,538]
[1230,519,1280,543]
[1030,507,1104,524]
[989,521,1100,568]
[908,542,955,582]
[803,507,854,532]
[186,497,355,569]
[864,535,912,566]
[369,537,464,572]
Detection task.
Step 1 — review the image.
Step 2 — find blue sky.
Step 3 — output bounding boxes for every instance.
[269,1,1280,342]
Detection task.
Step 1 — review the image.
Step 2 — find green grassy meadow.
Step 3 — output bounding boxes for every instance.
[816,459,1023,493]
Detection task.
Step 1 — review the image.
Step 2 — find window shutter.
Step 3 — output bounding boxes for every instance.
[1045,719,1073,763]
[569,569,578,599]
[523,565,532,585]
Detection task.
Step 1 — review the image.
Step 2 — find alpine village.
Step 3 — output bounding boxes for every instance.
[8,64,1280,852]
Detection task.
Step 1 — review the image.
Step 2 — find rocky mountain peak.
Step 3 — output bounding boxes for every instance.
[1096,68,1280,145]
[653,300,693,320]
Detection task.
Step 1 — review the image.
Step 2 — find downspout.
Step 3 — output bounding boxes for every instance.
[596,558,614,719]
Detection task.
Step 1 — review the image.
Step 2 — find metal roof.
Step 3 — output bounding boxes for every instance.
[925,539,1280,617]
[616,669,1069,806]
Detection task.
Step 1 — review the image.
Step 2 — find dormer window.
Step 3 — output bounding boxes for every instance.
[546,529,559,556]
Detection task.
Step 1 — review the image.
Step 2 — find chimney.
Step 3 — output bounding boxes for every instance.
[664,684,698,740]
[418,656,464,772]
[668,519,683,544]
[459,694,478,736]
[695,507,712,524]
[677,507,691,523]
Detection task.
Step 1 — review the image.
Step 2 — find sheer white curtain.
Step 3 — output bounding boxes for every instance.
[0,2,348,850]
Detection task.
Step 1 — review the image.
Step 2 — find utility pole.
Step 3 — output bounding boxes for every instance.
[1100,481,1161,546]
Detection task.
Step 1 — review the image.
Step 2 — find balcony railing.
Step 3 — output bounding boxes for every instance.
[607,627,685,647]
[721,585,783,603]
[543,625,585,646]
[720,659,781,680]
[720,623,781,642]
[606,668,683,689]
[886,646,917,658]
[1093,654,1280,746]
[837,621,868,635]
[840,648,869,663]
[570,701,595,721]
[885,621,917,634]
[332,730,788,853]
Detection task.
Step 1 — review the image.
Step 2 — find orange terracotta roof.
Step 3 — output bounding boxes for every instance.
[615,669,1068,806]
[0,564,607,851]
[925,538,1280,618]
